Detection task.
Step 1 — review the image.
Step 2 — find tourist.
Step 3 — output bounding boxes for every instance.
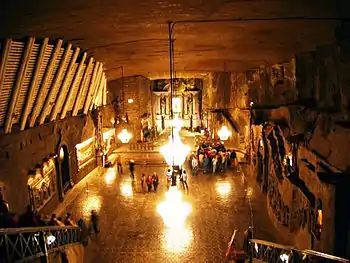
[191,156,198,176]
[141,173,146,192]
[212,155,218,173]
[129,160,135,180]
[180,170,188,191]
[146,175,153,192]
[116,154,123,174]
[166,168,172,190]
[90,210,100,234]
[152,172,159,192]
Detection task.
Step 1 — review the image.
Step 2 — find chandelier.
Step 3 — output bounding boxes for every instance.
[117,129,132,143]
[160,131,190,166]
[218,125,232,141]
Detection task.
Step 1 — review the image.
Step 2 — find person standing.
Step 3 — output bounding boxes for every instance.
[166,168,172,190]
[146,175,153,192]
[129,160,135,180]
[191,156,198,176]
[180,170,188,191]
[90,210,100,234]
[152,172,159,192]
[141,173,146,192]
[116,154,123,174]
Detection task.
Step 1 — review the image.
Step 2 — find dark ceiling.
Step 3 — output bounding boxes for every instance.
[1,0,349,79]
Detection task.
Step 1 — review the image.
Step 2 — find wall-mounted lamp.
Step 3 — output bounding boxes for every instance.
[118,129,132,143]
[127,99,134,104]
[218,126,232,141]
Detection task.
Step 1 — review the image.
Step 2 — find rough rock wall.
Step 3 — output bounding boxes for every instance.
[108,76,152,142]
[253,123,337,253]
[0,114,96,214]
[248,42,350,256]
[202,72,249,146]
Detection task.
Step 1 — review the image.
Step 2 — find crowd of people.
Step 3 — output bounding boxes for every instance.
[0,201,100,247]
[189,140,239,175]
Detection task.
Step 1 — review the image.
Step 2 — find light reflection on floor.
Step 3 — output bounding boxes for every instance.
[215,181,232,197]
[120,179,133,197]
[105,167,117,185]
[163,226,193,253]
[82,195,101,216]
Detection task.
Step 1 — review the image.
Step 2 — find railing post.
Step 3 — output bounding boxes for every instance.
[40,231,49,263]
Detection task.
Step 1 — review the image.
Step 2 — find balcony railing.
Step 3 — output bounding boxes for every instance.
[249,239,349,263]
[0,226,82,263]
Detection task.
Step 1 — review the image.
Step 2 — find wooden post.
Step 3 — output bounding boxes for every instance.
[20,38,49,130]
[29,39,63,127]
[38,44,73,125]
[50,48,80,122]
[4,37,35,133]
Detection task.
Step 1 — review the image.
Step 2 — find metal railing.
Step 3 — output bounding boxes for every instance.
[129,142,156,151]
[0,226,82,263]
[249,239,349,263]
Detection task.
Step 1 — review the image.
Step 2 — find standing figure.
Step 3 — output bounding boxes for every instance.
[191,156,198,176]
[146,175,153,192]
[166,168,172,190]
[90,210,100,234]
[116,154,123,174]
[180,170,189,191]
[152,172,159,192]
[141,173,146,192]
[129,160,135,180]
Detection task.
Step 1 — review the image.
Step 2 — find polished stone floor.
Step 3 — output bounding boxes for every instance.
[64,158,281,263]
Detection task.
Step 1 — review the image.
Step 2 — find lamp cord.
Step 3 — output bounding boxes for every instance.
[239,163,255,238]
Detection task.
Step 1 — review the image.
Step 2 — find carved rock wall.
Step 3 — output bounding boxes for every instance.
[0,114,96,214]
[108,76,152,142]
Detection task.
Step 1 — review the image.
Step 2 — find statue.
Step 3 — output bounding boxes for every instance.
[187,96,193,115]
[160,96,166,115]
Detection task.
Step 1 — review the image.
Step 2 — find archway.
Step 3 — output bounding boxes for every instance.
[59,145,71,193]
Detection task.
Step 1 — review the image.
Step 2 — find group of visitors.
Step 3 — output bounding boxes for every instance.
[165,167,189,191]
[189,141,238,175]
[0,201,100,246]
[140,172,159,192]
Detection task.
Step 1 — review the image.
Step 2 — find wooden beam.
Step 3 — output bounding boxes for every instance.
[20,38,49,131]
[88,65,104,111]
[60,52,87,119]
[38,44,72,125]
[50,47,80,122]
[83,62,100,114]
[29,39,63,127]
[102,74,107,106]
[72,57,93,116]
[4,38,35,133]
[0,39,11,94]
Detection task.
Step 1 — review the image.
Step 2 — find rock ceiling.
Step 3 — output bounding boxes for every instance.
[0,0,348,79]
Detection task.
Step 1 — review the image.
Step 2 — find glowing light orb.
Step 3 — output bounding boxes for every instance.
[218,126,232,141]
[157,186,192,228]
[160,131,190,166]
[118,129,132,143]
[172,116,184,131]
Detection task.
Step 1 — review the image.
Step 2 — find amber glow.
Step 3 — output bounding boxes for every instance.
[118,129,132,143]
[157,186,192,228]
[121,180,133,197]
[105,168,117,185]
[160,131,190,166]
[83,195,101,216]
[163,227,193,253]
[218,126,232,141]
[216,182,231,197]
[75,137,94,151]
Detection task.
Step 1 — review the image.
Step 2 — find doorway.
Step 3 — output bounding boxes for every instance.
[59,145,71,193]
